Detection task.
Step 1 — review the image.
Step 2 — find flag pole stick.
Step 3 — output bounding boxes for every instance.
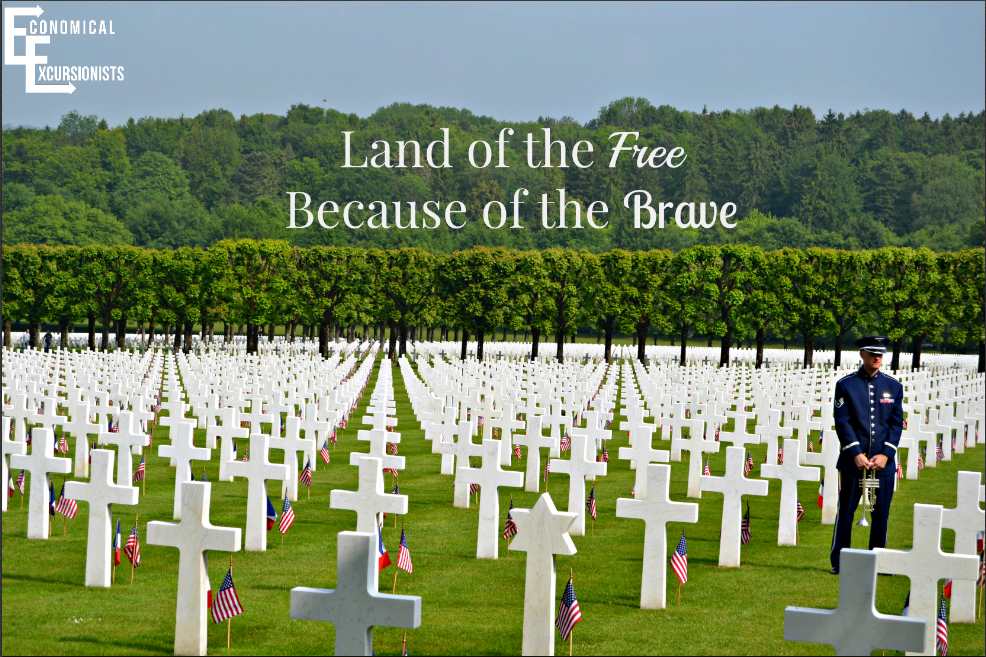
[227,554,233,654]
[392,568,399,594]
[676,582,681,606]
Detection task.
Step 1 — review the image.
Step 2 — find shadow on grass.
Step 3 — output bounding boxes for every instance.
[61,636,170,654]
[2,572,76,587]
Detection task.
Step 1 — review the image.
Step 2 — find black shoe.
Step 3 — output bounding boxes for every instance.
[830,567,840,575]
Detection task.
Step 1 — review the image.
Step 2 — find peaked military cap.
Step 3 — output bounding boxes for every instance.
[855,336,888,354]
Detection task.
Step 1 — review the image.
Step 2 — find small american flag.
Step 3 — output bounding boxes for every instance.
[396,528,413,574]
[714,426,721,442]
[796,500,806,522]
[57,433,69,454]
[703,461,711,477]
[503,500,518,541]
[670,532,688,584]
[806,436,815,453]
[936,441,944,462]
[917,453,925,470]
[385,467,400,480]
[320,440,331,463]
[211,568,244,624]
[555,577,583,641]
[976,530,984,554]
[598,447,609,463]
[55,484,78,519]
[743,452,753,477]
[16,470,25,494]
[936,598,948,656]
[513,443,521,461]
[278,497,295,534]
[469,482,481,495]
[300,459,313,488]
[330,429,338,445]
[586,486,597,520]
[777,447,784,464]
[543,460,551,483]
[741,504,751,545]
[387,442,400,455]
[125,525,141,566]
[977,554,985,588]
[133,456,145,483]
[239,447,249,462]
[560,435,571,452]
[896,461,903,482]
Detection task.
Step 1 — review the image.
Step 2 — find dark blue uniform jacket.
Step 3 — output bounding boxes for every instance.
[832,367,904,471]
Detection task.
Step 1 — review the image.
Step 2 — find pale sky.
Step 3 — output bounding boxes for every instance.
[2,1,984,128]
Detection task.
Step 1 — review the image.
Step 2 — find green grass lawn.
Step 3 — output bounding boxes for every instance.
[3,356,984,655]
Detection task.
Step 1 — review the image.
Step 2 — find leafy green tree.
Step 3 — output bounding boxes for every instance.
[665,247,717,365]
[541,249,585,362]
[623,250,670,363]
[439,248,513,361]
[217,240,292,354]
[5,195,133,245]
[371,248,436,359]
[510,251,553,360]
[780,248,835,367]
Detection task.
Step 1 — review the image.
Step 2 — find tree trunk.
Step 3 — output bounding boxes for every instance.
[183,321,193,353]
[803,334,815,368]
[636,321,648,363]
[116,315,127,349]
[3,319,11,348]
[319,311,331,359]
[910,335,925,371]
[890,338,902,372]
[530,327,540,360]
[59,318,69,349]
[173,324,183,351]
[604,323,614,363]
[460,329,469,360]
[88,313,97,350]
[978,340,985,373]
[388,321,398,360]
[100,312,111,351]
[719,325,732,367]
[834,327,845,368]
[755,327,765,369]
[477,329,485,361]
[398,322,408,357]
[679,325,688,366]
[556,329,565,363]
[28,322,40,349]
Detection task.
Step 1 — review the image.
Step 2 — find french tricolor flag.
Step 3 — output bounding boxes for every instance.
[377,521,391,571]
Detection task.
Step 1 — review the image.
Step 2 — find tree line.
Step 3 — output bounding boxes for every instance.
[3,243,984,372]
[3,99,984,252]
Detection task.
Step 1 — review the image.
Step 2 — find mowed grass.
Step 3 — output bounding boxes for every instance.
[2,356,984,655]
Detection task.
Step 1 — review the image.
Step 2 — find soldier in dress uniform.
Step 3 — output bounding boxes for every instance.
[829,336,904,574]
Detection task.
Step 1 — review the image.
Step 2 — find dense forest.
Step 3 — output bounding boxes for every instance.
[3,99,984,251]
[5,244,984,372]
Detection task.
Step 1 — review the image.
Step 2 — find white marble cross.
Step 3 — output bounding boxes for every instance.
[618,422,669,498]
[353,428,404,472]
[784,549,926,655]
[514,416,555,493]
[615,464,699,609]
[508,494,577,657]
[158,420,211,520]
[299,403,328,472]
[291,531,422,656]
[64,449,139,587]
[98,411,149,487]
[451,421,486,508]
[802,431,839,524]
[223,432,289,551]
[672,423,720,498]
[490,405,524,466]
[63,401,100,478]
[718,407,760,451]
[4,392,33,442]
[330,456,407,533]
[580,410,611,452]
[940,471,986,623]
[211,407,249,482]
[700,445,770,567]
[760,438,820,546]
[9,427,72,539]
[456,439,525,559]
[31,396,65,432]
[548,431,607,537]
[270,417,311,502]
[757,409,792,467]
[874,504,979,656]
[147,482,242,656]
[2,418,26,513]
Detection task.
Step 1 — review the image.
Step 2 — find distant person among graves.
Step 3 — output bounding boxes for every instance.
[43,331,53,352]
[829,336,904,574]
